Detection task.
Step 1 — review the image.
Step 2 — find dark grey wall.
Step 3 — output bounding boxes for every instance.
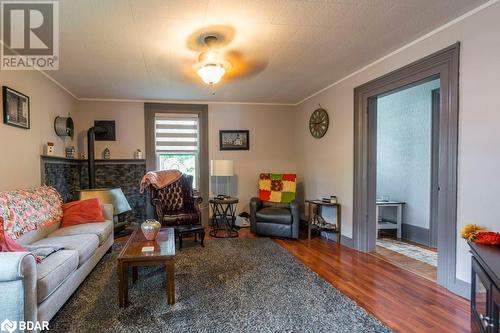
[41,156,147,224]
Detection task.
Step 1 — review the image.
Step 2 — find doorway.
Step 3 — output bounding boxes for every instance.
[372,77,440,281]
[353,44,462,295]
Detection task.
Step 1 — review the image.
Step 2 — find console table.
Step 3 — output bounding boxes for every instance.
[469,241,500,332]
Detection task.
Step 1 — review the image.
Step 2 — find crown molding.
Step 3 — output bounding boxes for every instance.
[77,97,295,106]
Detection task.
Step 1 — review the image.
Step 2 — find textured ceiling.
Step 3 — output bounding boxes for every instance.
[47,0,487,103]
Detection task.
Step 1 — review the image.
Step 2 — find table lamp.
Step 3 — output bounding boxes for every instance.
[78,188,132,234]
[210,160,234,197]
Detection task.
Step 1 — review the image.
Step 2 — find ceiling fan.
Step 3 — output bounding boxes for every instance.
[194,35,232,86]
[188,26,268,94]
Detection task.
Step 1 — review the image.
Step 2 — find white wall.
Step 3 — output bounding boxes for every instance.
[75,101,296,214]
[295,1,500,283]
[377,79,439,231]
[0,71,77,190]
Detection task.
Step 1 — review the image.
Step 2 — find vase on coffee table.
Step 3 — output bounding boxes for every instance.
[141,219,161,240]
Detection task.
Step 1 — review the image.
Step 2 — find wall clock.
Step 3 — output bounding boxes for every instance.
[309,107,329,138]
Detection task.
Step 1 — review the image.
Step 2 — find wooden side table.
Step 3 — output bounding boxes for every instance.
[305,200,341,243]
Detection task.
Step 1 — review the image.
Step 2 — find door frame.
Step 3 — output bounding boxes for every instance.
[353,43,460,294]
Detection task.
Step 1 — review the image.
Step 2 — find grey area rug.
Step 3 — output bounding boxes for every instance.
[48,238,391,333]
[377,238,437,266]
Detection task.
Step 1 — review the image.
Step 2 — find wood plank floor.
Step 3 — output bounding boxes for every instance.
[121,227,471,332]
[371,245,437,281]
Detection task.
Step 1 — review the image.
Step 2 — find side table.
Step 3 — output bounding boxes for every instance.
[209,197,239,238]
[306,200,342,243]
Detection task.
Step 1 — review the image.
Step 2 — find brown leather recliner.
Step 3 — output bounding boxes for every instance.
[149,174,202,226]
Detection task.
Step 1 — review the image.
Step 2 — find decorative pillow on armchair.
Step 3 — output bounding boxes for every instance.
[259,173,296,203]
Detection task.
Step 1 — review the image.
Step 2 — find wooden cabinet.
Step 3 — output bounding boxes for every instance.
[470,242,500,333]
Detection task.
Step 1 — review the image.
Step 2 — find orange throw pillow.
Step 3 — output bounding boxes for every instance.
[61,198,106,228]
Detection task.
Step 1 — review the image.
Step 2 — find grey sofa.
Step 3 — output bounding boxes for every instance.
[0,204,114,332]
[250,198,299,239]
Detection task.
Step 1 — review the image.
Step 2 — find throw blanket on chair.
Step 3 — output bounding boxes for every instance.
[259,173,297,203]
[140,169,182,193]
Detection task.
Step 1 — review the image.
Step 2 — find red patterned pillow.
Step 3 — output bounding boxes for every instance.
[0,186,63,240]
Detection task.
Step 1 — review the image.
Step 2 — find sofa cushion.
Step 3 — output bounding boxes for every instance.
[49,221,113,246]
[31,234,99,266]
[36,250,78,303]
[256,207,292,225]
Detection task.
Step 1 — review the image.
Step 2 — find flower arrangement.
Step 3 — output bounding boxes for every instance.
[460,224,500,246]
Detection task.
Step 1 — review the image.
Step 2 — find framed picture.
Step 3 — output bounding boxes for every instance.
[219,130,250,151]
[2,86,30,129]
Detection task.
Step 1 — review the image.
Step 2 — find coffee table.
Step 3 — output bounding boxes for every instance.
[117,228,175,307]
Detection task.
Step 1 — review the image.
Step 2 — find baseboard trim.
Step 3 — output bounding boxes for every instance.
[401,223,430,246]
[341,235,354,248]
[449,278,471,300]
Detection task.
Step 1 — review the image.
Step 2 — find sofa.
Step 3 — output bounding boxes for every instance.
[0,186,114,331]
[250,173,300,239]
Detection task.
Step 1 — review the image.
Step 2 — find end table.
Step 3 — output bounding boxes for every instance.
[306,200,342,243]
[209,197,239,238]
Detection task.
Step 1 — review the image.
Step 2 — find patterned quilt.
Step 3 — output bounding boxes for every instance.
[258,173,296,203]
[0,186,63,240]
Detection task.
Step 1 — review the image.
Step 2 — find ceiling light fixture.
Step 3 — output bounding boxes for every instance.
[195,36,231,92]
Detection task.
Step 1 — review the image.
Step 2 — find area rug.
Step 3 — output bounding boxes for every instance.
[376,238,437,266]
[48,238,391,333]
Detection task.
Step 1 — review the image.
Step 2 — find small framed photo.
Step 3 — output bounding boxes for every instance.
[219,130,250,151]
[2,86,30,129]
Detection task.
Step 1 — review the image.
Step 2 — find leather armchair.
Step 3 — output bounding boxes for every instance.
[149,174,203,226]
[250,197,299,239]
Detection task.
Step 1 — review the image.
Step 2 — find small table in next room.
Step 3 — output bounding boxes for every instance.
[306,200,342,243]
[376,201,404,239]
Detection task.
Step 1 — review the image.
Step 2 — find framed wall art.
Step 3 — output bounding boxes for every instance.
[2,86,30,129]
[219,130,249,151]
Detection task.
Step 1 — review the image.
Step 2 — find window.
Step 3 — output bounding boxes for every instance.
[155,113,199,188]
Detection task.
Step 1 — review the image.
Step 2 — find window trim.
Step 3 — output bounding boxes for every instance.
[145,103,209,222]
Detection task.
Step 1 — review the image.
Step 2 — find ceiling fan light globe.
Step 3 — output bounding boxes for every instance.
[197,64,225,85]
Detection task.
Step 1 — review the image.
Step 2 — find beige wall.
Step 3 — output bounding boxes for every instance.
[75,101,145,159]
[0,71,77,190]
[209,104,296,213]
[295,1,500,283]
[75,101,296,213]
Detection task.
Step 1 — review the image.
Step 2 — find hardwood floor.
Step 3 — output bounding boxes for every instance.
[120,227,471,332]
[371,245,437,281]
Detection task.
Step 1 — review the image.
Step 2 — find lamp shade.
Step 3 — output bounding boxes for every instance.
[78,188,131,215]
[211,160,234,176]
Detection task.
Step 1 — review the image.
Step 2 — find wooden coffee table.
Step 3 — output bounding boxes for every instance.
[117,228,176,307]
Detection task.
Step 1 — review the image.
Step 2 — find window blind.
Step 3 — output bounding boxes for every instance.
[155,114,199,153]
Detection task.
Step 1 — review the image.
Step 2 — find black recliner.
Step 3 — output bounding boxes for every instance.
[250,199,299,239]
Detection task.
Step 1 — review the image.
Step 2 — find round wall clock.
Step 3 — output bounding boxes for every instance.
[309,107,329,138]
